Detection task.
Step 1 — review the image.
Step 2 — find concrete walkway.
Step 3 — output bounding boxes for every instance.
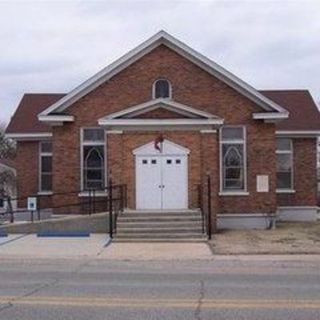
[0,234,107,259]
[1,234,320,262]
[100,242,214,260]
[0,234,213,260]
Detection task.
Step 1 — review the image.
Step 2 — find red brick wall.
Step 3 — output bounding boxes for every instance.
[15,141,52,209]
[219,125,277,214]
[14,45,318,216]
[16,141,38,207]
[47,45,280,214]
[277,138,317,206]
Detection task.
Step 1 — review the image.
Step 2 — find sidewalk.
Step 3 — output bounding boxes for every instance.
[0,234,107,259]
[0,233,320,262]
[99,242,213,260]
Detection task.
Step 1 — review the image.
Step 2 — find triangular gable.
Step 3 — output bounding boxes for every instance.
[102,98,220,120]
[38,31,288,121]
[133,139,190,156]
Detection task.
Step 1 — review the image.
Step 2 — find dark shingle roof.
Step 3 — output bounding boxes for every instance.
[5,91,320,134]
[5,93,65,134]
[259,90,320,131]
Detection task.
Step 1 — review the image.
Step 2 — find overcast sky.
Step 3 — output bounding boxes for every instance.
[1,0,319,125]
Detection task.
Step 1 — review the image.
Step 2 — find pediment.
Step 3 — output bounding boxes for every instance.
[133,139,190,156]
[101,98,221,121]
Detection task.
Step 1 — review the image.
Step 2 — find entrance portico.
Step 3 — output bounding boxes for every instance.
[100,98,223,211]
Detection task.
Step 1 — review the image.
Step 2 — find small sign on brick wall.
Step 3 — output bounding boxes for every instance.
[27,197,37,211]
[256,175,269,192]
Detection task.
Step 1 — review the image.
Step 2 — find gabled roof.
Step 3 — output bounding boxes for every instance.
[98,98,224,129]
[260,90,320,132]
[38,31,288,120]
[102,98,221,120]
[6,93,65,134]
[5,90,320,137]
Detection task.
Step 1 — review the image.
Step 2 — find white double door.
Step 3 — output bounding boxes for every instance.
[136,155,188,210]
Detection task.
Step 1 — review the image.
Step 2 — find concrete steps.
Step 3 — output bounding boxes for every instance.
[114,210,206,242]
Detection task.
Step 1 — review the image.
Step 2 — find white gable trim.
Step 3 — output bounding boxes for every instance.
[133,139,190,156]
[253,112,289,122]
[98,119,223,129]
[38,115,75,126]
[5,132,53,141]
[39,31,288,118]
[102,98,220,120]
[276,130,320,138]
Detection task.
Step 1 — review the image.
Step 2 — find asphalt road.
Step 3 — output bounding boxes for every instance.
[0,257,319,320]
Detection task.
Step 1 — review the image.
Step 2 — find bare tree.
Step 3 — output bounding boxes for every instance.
[0,123,15,160]
[0,123,16,203]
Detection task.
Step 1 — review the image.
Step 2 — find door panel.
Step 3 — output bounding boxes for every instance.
[136,157,162,209]
[136,155,188,210]
[162,156,188,209]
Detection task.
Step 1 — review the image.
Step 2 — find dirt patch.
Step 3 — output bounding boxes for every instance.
[209,221,320,254]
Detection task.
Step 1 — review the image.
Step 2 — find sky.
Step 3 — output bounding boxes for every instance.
[0,0,319,125]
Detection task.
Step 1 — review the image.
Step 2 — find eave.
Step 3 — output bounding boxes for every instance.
[5,132,53,141]
[98,118,224,131]
[253,112,289,123]
[275,130,320,138]
[38,115,75,126]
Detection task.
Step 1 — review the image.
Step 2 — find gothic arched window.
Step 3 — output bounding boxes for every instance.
[82,129,105,190]
[220,126,246,191]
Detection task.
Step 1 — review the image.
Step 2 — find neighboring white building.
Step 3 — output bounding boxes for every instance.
[0,159,17,213]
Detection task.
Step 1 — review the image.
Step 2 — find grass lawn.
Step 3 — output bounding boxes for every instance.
[209,221,320,255]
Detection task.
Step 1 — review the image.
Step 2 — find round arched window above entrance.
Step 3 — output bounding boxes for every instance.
[153,79,172,99]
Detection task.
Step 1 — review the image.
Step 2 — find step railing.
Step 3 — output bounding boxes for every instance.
[0,182,127,238]
[196,174,213,240]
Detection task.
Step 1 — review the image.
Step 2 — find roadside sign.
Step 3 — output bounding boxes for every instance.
[27,197,37,211]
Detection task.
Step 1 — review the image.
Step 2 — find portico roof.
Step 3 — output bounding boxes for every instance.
[98,98,224,130]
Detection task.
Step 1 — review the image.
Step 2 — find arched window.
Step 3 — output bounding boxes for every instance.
[82,128,105,190]
[153,79,171,99]
[84,147,104,190]
[220,126,246,191]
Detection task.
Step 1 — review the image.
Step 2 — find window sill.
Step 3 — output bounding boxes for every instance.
[276,189,296,194]
[78,192,108,197]
[37,191,53,196]
[219,191,249,196]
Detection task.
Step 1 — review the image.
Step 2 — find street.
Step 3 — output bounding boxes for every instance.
[0,257,319,319]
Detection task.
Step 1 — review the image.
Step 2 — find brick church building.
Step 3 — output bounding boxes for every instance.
[6,31,320,229]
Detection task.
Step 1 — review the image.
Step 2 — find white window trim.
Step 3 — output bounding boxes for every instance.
[78,191,108,197]
[276,189,296,194]
[80,128,107,191]
[219,125,248,195]
[39,141,53,193]
[152,79,172,99]
[276,139,294,191]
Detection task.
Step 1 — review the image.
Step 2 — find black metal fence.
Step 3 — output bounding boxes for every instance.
[0,179,127,238]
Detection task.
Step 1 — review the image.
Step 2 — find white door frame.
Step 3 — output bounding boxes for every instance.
[133,139,190,210]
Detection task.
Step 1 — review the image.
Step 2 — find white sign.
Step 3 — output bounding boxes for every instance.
[257,175,269,193]
[27,197,37,211]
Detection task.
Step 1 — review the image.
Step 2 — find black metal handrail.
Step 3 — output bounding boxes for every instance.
[197,174,213,240]
[0,182,127,229]
[108,178,127,239]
